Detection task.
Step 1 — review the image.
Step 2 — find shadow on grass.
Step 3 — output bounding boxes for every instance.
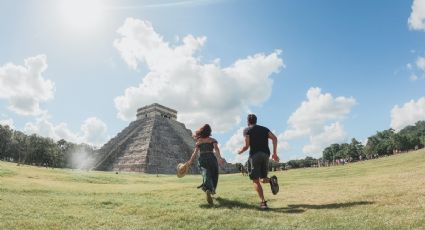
[287,201,374,210]
[200,198,374,213]
[200,197,304,213]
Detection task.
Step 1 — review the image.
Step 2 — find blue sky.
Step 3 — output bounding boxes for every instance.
[1,0,425,163]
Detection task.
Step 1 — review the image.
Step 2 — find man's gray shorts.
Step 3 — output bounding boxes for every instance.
[247,152,269,180]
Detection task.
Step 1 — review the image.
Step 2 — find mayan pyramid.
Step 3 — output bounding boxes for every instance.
[93,103,199,174]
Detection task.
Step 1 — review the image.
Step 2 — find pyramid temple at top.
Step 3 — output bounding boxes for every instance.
[93,103,237,174]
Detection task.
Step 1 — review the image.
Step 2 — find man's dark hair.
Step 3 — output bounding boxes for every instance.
[247,114,257,125]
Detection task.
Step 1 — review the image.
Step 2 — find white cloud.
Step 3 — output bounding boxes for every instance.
[228,154,249,164]
[408,0,425,31]
[0,56,108,147]
[282,87,355,140]
[302,122,347,156]
[24,116,108,147]
[0,118,15,129]
[223,127,248,163]
[224,127,245,154]
[80,117,108,146]
[405,57,425,81]
[410,74,418,81]
[0,55,54,116]
[416,56,425,70]
[281,87,355,155]
[277,133,291,154]
[113,18,284,132]
[391,97,425,131]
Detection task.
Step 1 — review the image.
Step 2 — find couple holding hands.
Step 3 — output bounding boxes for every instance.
[185,114,280,209]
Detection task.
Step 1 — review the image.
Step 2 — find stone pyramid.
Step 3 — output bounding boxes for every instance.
[93,103,199,174]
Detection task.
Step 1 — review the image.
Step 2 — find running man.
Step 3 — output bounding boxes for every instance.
[238,114,279,210]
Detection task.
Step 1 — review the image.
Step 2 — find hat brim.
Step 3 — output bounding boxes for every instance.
[176,163,189,178]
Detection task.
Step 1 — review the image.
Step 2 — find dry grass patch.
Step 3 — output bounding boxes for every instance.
[1,149,425,229]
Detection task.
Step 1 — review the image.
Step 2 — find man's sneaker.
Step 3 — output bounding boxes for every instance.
[270,175,279,195]
[206,190,213,205]
[260,201,269,210]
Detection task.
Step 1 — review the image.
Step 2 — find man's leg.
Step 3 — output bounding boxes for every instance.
[260,153,270,183]
[249,153,268,209]
[253,178,265,202]
[259,153,279,195]
[261,178,270,183]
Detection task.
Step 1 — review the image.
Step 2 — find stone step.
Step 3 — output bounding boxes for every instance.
[93,114,201,174]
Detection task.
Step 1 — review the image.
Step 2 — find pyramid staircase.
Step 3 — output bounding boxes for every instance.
[93,115,199,174]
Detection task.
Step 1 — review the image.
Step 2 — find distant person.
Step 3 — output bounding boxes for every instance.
[238,114,279,210]
[187,124,225,205]
[240,164,248,176]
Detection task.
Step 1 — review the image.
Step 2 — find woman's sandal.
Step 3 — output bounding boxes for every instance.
[206,190,213,205]
[260,201,268,210]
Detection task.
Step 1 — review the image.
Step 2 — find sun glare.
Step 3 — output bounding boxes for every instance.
[58,0,104,32]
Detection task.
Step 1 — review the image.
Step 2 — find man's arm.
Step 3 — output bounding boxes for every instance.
[237,135,250,154]
[268,131,279,162]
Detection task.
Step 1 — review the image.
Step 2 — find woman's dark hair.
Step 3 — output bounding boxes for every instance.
[194,124,212,139]
[247,114,257,125]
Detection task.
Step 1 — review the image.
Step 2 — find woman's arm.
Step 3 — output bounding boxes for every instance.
[213,142,225,166]
[187,146,199,165]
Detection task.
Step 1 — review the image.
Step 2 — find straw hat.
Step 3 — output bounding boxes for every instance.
[176,162,189,178]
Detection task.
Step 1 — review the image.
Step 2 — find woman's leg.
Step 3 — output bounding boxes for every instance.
[210,158,219,192]
[199,156,214,192]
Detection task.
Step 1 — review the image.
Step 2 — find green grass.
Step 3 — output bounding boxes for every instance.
[1,149,425,229]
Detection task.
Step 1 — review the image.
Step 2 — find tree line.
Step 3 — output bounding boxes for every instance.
[323,120,425,163]
[284,120,425,169]
[2,120,425,170]
[0,124,96,168]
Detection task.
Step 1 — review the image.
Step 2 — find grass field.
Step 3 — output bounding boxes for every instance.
[1,149,425,230]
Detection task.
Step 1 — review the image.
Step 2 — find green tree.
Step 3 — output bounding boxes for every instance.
[365,129,396,156]
[323,143,341,162]
[0,125,13,160]
[347,138,364,160]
